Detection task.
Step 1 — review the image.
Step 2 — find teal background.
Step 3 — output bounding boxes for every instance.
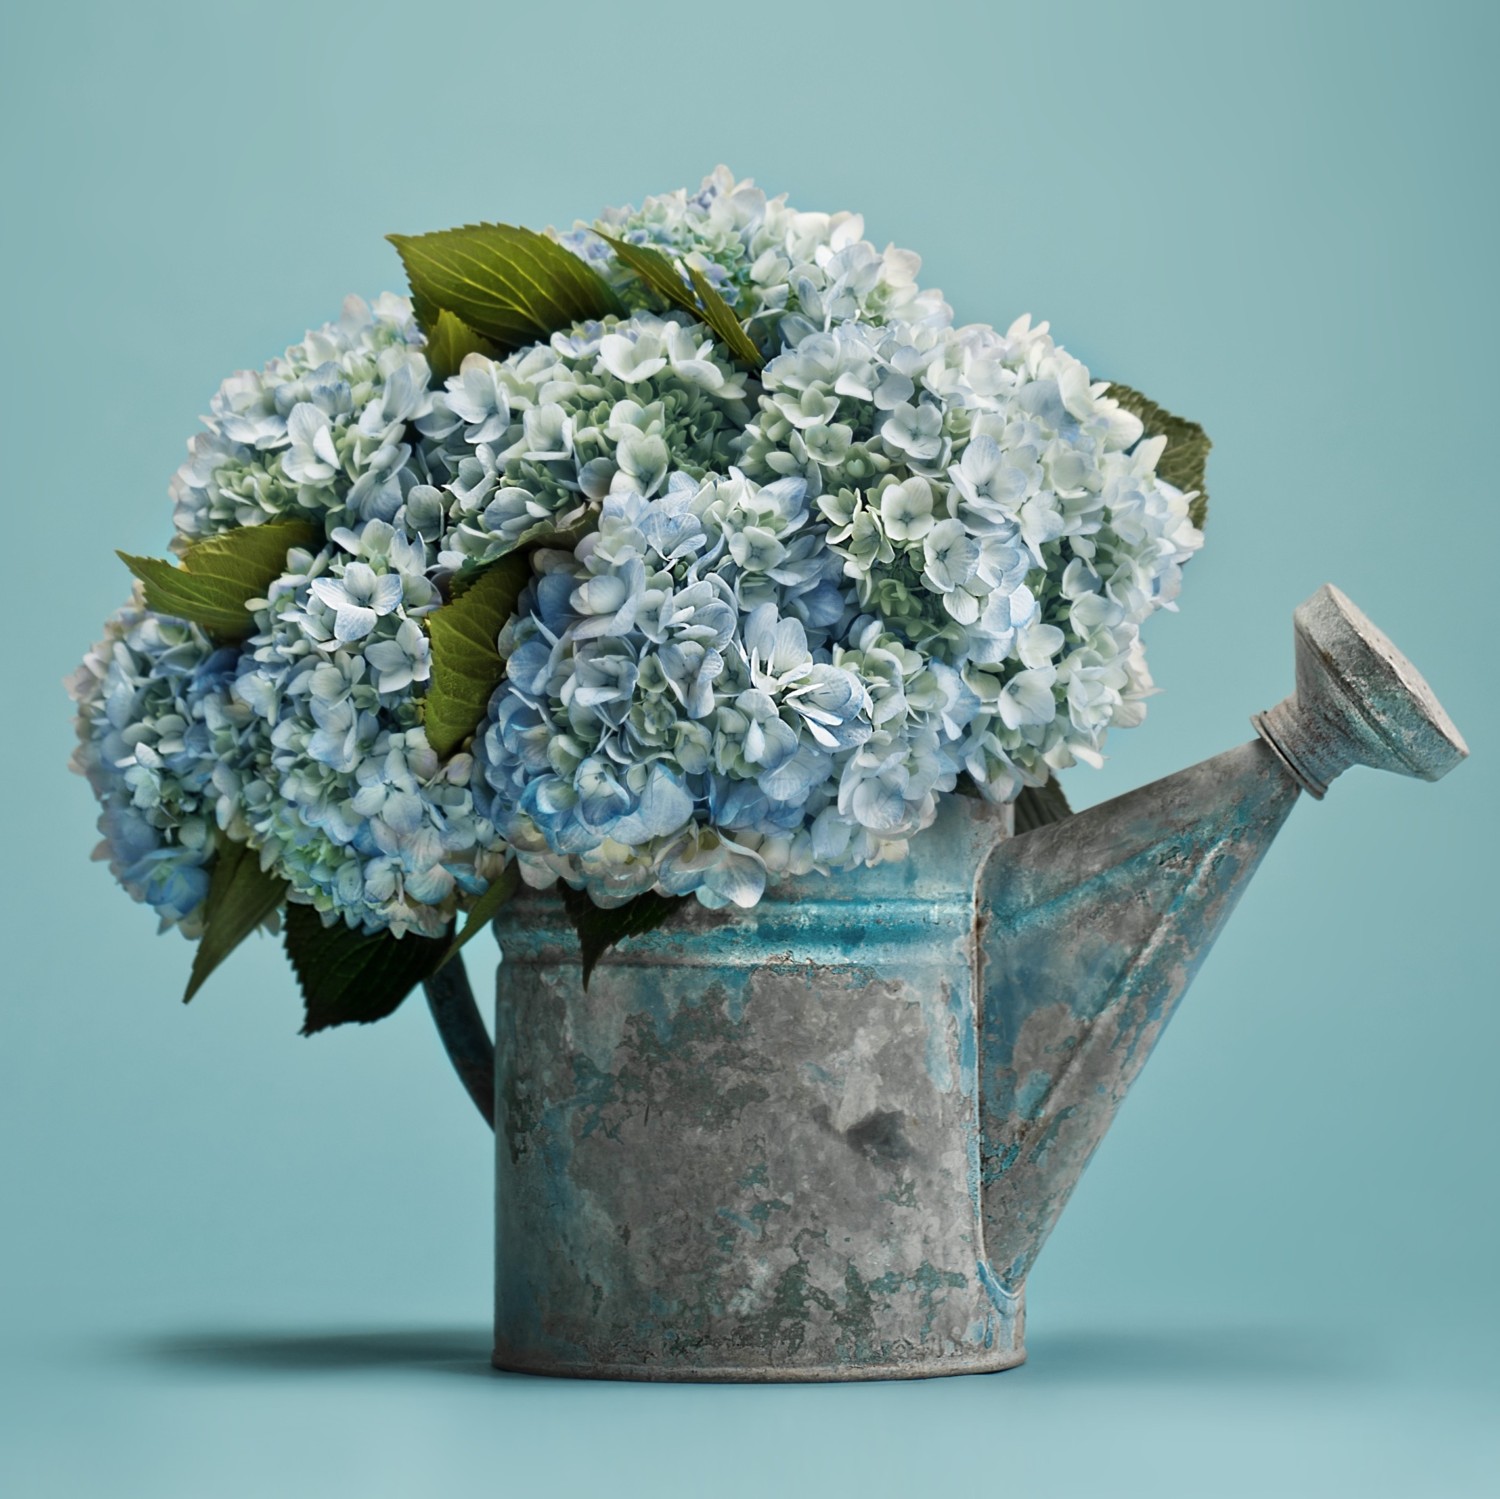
[3,1,1496,1494]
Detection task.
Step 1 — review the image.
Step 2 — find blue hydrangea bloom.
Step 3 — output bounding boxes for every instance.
[227,521,508,937]
[68,601,245,933]
[475,474,918,908]
[75,171,1206,944]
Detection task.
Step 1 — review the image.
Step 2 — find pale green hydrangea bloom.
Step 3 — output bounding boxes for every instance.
[170,294,465,548]
[432,312,749,574]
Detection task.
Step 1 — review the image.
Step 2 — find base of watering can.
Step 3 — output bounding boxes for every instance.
[492,1268,1029,1382]
[491,1343,1027,1383]
[491,1350,1027,1382]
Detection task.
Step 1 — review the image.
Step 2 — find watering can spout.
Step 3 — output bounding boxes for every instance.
[976,584,1467,1290]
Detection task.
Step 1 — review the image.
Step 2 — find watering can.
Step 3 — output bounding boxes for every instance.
[423,584,1466,1381]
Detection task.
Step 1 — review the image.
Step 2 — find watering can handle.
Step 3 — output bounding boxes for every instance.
[423,959,496,1128]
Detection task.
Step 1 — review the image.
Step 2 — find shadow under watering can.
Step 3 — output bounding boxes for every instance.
[422,584,1467,1381]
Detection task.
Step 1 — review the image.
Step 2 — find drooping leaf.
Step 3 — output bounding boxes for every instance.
[596,232,764,370]
[284,901,449,1035]
[1013,778,1074,834]
[448,513,596,599]
[559,884,689,990]
[424,307,496,381]
[1106,382,1211,528]
[684,263,766,370]
[183,839,288,1003]
[443,862,520,964]
[423,551,531,758]
[593,233,693,315]
[119,519,319,641]
[387,223,625,351]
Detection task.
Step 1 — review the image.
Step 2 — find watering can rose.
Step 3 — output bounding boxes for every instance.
[69,168,1207,1015]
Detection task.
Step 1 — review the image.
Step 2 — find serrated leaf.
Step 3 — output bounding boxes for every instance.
[423,552,531,758]
[596,232,764,370]
[448,513,595,599]
[119,520,319,641]
[443,862,520,964]
[592,232,686,312]
[1013,778,1074,835]
[684,262,766,369]
[558,884,689,990]
[387,223,625,352]
[284,902,449,1035]
[1106,382,1211,528]
[183,839,288,1003]
[425,308,496,381]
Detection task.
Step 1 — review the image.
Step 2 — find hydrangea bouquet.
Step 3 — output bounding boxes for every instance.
[70,169,1208,1032]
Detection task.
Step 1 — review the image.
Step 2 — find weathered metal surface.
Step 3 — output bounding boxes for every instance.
[1251,584,1468,797]
[976,740,1299,1288]
[424,958,493,1127]
[480,584,1466,1382]
[492,799,1025,1381]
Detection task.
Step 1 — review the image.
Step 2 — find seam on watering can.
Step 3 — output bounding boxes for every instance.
[492,949,968,971]
[496,895,976,923]
[975,1257,1024,1312]
[1251,707,1327,799]
[969,848,997,1291]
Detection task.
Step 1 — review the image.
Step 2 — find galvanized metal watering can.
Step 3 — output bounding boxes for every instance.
[425,585,1466,1381]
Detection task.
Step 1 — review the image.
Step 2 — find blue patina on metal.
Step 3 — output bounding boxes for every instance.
[477,585,1467,1381]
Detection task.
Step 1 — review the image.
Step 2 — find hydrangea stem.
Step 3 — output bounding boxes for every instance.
[423,958,495,1128]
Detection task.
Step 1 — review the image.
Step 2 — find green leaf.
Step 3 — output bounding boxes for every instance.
[596,232,764,370]
[558,884,689,990]
[449,513,596,599]
[442,862,520,964]
[183,839,288,1003]
[424,308,496,381]
[955,772,1072,830]
[1106,382,1212,528]
[119,519,319,641]
[591,233,685,313]
[684,263,766,370]
[1013,778,1074,834]
[387,223,625,351]
[423,551,531,758]
[283,902,449,1035]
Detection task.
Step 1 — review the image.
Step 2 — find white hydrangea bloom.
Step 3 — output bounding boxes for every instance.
[433,312,749,575]
[75,173,1206,946]
[227,522,508,937]
[737,312,1203,798]
[170,294,465,548]
[561,166,952,357]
